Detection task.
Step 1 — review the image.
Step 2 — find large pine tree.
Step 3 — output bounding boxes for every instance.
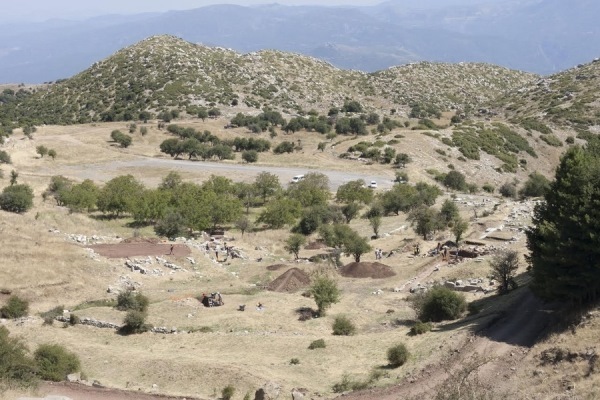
[527,139,600,304]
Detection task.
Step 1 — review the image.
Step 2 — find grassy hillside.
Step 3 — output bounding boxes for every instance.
[1,35,536,126]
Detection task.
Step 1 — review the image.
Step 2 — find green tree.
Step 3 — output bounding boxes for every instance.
[285,233,307,259]
[131,188,170,224]
[254,172,281,204]
[0,150,11,164]
[443,170,467,191]
[439,199,459,227]
[43,175,72,206]
[0,295,29,318]
[369,215,382,238]
[452,217,469,248]
[527,143,600,304]
[411,286,467,322]
[395,153,411,168]
[490,250,519,295]
[140,126,148,136]
[257,197,302,229]
[382,147,396,164]
[97,175,144,217]
[0,184,34,213]
[0,326,37,390]
[318,142,327,152]
[409,206,441,240]
[47,149,57,160]
[519,172,550,199]
[343,231,372,262]
[159,171,183,190]
[242,150,258,163]
[310,275,340,316]
[287,172,330,207]
[36,145,48,158]
[341,202,361,224]
[336,180,372,205]
[197,108,208,121]
[154,211,186,238]
[62,179,99,213]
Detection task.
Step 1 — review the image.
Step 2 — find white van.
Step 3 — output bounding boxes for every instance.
[291,175,305,183]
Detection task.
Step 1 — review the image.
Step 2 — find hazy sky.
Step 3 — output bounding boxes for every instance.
[1,0,384,22]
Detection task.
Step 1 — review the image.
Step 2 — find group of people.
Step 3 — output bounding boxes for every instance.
[374,248,384,260]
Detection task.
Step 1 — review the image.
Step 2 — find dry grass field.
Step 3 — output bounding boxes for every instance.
[1,117,598,400]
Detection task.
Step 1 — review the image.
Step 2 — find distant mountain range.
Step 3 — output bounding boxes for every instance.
[0,0,599,83]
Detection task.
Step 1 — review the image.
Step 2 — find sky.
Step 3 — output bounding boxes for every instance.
[0,0,384,22]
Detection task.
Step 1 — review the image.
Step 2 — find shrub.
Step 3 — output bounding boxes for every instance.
[332,374,369,393]
[273,141,295,154]
[332,315,356,336]
[34,344,80,382]
[410,321,433,335]
[241,150,258,163]
[40,305,64,325]
[0,326,37,389]
[387,343,409,367]
[47,149,57,160]
[222,385,235,400]
[308,339,326,349]
[290,358,300,365]
[1,295,29,318]
[309,275,340,316]
[499,181,517,198]
[120,310,149,335]
[482,183,495,193]
[116,290,149,312]
[69,314,80,326]
[540,134,563,147]
[411,286,467,322]
[0,150,12,164]
[0,184,34,213]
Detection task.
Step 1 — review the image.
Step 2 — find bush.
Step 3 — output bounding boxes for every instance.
[499,181,517,198]
[241,150,258,163]
[222,385,235,400]
[332,315,356,336]
[0,326,37,389]
[308,339,326,349]
[411,286,467,322]
[290,358,300,365]
[120,310,149,335]
[116,290,149,312]
[1,295,29,318]
[0,184,34,213]
[69,314,80,326]
[40,305,64,325]
[387,343,409,367]
[34,344,80,382]
[409,321,433,335]
[273,141,295,154]
[332,374,369,393]
[0,150,11,164]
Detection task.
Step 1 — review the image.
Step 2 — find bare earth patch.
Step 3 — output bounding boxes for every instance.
[88,243,191,258]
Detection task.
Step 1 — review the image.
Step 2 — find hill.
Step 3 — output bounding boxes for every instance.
[1,35,536,126]
[494,59,600,140]
[1,1,600,83]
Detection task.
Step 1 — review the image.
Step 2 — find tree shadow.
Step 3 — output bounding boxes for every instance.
[432,272,564,347]
[89,214,121,221]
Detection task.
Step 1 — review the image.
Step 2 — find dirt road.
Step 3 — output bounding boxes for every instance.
[43,156,395,190]
[33,382,200,400]
[340,289,555,399]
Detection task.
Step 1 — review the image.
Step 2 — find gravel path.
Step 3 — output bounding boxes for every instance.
[48,156,395,190]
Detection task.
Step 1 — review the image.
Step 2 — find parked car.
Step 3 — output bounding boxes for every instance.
[291,175,305,183]
[368,180,378,189]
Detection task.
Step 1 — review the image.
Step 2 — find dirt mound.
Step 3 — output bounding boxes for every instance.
[266,264,287,271]
[268,268,311,292]
[339,262,396,279]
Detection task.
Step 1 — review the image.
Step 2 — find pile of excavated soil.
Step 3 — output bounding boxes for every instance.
[267,268,311,292]
[339,262,396,279]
